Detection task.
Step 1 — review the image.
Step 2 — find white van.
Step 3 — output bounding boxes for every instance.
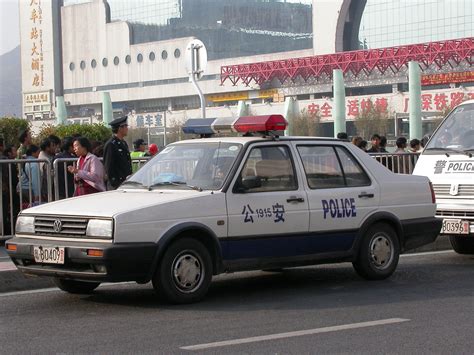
[413,100,474,254]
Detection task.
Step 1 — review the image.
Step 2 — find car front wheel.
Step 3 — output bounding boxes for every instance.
[449,236,474,254]
[353,223,400,280]
[152,238,212,304]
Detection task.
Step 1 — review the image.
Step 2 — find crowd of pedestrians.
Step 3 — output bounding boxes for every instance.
[340,132,427,154]
[0,116,161,234]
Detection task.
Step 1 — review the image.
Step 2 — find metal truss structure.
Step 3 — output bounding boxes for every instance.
[220,37,474,86]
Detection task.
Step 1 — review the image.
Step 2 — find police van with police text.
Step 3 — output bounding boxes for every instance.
[413,100,474,254]
[7,115,441,303]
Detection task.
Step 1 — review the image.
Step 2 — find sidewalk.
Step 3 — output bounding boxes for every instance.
[0,236,453,293]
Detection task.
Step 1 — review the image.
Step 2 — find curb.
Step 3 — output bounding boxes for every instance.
[0,235,453,294]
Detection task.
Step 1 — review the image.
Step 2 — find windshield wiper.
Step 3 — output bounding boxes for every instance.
[147,181,203,191]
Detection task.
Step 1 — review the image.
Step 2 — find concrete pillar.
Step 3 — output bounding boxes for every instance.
[102,92,113,127]
[55,96,67,125]
[333,69,346,138]
[408,61,422,140]
[284,96,299,136]
[237,100,249,117]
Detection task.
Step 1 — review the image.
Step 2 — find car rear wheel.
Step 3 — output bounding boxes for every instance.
[53,278,100,294]
[152,238,212,304]
[449,236,474,254]
[353,223,400,280]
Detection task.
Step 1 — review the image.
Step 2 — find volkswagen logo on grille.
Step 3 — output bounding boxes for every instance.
[53,219,63,233]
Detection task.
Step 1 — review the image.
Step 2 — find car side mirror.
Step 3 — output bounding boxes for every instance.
[241,176,262,190]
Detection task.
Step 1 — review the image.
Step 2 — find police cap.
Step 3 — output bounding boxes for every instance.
[109,116,128,128]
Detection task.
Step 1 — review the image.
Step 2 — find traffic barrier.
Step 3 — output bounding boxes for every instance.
[369,152,419,174]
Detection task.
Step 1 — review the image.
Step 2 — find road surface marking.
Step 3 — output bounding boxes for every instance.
[402,250,453,257]
[180,318,410,351]
[0,288,58,298]
[0,281,136,297]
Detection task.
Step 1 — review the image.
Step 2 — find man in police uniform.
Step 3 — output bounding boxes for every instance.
[103,116,132,190]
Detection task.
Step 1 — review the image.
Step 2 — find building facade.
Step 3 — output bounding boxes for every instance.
[19,0,473,139]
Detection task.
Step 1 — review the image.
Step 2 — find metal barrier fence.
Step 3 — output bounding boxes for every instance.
[369,152,420,174]
[1,152,419,239]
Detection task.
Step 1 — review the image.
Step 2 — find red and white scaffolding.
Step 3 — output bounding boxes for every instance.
[220,37,474,86]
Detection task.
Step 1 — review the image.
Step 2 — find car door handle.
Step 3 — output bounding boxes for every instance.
[358,192,374,198]
[287,196,305,203]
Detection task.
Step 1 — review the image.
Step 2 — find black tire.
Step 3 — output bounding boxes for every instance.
[353,223,400,280]
[152,238,212,304]
[449,236,474,254]
[53,278,100,294]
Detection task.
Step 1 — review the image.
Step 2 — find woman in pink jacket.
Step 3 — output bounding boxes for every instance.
[67,137,106,196]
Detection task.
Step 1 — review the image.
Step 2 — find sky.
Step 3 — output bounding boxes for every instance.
[0,0,20,56]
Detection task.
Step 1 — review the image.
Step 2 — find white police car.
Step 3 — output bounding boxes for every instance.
[6,115,441,303]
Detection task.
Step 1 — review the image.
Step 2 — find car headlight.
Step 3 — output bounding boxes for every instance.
[16,215,35,234]
[86,219,113,238]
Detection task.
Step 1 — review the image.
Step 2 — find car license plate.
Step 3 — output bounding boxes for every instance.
[441,219,469,235]
[33,246,65,264]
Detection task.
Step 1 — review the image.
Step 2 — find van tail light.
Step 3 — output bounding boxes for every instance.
[429,181,436,203]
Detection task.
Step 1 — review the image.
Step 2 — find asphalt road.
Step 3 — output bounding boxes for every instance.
[1,250,473,354]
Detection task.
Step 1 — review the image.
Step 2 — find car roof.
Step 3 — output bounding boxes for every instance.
[171,136,342,145]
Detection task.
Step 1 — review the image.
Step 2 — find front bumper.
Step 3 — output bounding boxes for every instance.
[5,237,158,283]
[401,217,443,251]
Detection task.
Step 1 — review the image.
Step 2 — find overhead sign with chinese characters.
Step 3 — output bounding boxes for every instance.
[129,112,164,128]
[422,71,474,86]
[24,91,51,105]
[302,87,474,121]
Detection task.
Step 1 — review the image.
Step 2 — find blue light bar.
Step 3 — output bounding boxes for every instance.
[182,118,216,135]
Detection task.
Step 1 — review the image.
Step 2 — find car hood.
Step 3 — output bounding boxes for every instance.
[413,154,474,184]
[20,188,204,218]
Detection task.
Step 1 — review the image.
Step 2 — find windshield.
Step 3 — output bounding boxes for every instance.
[426,103,474,151]
[124,142,242,190]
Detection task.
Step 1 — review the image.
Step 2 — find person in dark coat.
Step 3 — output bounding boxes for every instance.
[53,137,76,199]
[103,116,132,190]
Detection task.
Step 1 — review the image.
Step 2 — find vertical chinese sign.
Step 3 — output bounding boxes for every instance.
[29,0,45,88]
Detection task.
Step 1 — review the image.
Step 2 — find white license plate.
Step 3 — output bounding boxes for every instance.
[441,219,470,235]
[33,246,65,264]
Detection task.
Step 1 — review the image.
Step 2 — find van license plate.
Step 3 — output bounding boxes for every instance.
[33,246,65,264]
[441,219,469,235]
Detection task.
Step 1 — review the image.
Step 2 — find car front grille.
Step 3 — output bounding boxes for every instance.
[432,184,474,197]
[34,216,88,236]
[436,210,474,219]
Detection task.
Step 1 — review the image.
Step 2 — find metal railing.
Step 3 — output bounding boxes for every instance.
[1,152,419,240]
[369,152,420,174]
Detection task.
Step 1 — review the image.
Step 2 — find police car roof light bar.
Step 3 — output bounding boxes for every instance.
[233,115,287,133]
[182,115,287,137]
[182,118,216,136]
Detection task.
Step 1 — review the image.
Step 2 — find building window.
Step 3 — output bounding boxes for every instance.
[174,48,180,58]
[149,51,155,61]
[80,61,86,70]
[91,59,97,68]
[102,58,108,67]
[161,50,168,60]
[125,55,131,64]
[137,53,143,63]
[114,56,120,65]
[69,62,75,71]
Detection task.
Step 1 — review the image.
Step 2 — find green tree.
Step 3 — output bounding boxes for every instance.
[0,117,30,147]
[37,123,112,143]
